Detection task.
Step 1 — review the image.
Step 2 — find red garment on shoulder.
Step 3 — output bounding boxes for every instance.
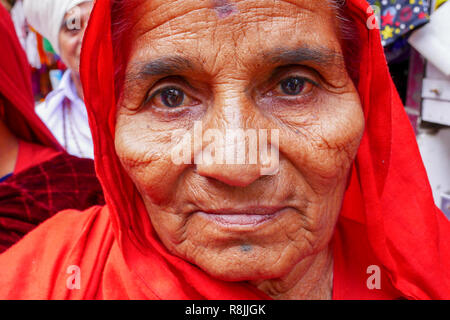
[0,152,105,253]
[14,140,60,174]
[0,0,448,299]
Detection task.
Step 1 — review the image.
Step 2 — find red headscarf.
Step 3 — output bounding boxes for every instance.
[0,0,448,299]
[0,5,60,149]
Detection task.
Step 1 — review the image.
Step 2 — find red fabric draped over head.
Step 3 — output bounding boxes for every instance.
[0,0,448,299]
[0,5,60,149]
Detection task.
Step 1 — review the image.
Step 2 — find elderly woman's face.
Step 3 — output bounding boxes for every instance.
[58,2,93,74]
[115,0,364,283]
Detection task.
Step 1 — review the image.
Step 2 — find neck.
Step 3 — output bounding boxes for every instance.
[251,245,334,300]
[0,119,19,178]
[71,71,84,101]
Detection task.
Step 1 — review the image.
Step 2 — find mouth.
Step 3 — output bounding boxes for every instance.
[195,206,285,227]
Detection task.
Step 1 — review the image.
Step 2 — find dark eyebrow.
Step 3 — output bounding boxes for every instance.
[126,46,344,83]
[127,56,195,82]
[265,47,344,68]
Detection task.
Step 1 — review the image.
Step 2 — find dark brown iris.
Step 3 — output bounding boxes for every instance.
[161,88,185,108]
[280,77,305,96]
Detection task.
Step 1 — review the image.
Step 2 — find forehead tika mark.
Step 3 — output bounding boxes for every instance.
[212,0,237,18]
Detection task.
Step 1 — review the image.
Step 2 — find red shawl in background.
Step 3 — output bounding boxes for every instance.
[0,5,58,149]
[0,0,448,299]
[0,5,104,253]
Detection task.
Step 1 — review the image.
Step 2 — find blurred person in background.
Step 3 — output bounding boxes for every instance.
[23,0,94,159]
[0,5,104,253]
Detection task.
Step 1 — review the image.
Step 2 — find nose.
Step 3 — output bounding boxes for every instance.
[196,163,263,187]
[194,94,278,187]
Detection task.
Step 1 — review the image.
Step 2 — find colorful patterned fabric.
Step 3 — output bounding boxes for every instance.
[369,0,430,46]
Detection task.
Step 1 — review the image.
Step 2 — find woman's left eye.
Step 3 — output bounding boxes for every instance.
[276,77,315,97]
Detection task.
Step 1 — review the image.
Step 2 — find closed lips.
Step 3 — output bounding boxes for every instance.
[196,207,285,226]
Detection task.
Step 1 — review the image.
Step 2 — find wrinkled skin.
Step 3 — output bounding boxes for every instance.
[58,1,93,99]
[115,0,365,299]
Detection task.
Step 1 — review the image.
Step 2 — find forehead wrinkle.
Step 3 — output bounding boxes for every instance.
[132,0,331,39]
[276,0,332,12]
[231,0,329,18]
[131,2,214,42]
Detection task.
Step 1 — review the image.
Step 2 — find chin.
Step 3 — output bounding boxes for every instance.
[204,264,288,283]
[191,248,295,283]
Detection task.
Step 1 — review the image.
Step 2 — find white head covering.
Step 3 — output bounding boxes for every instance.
[23,0,92,55]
